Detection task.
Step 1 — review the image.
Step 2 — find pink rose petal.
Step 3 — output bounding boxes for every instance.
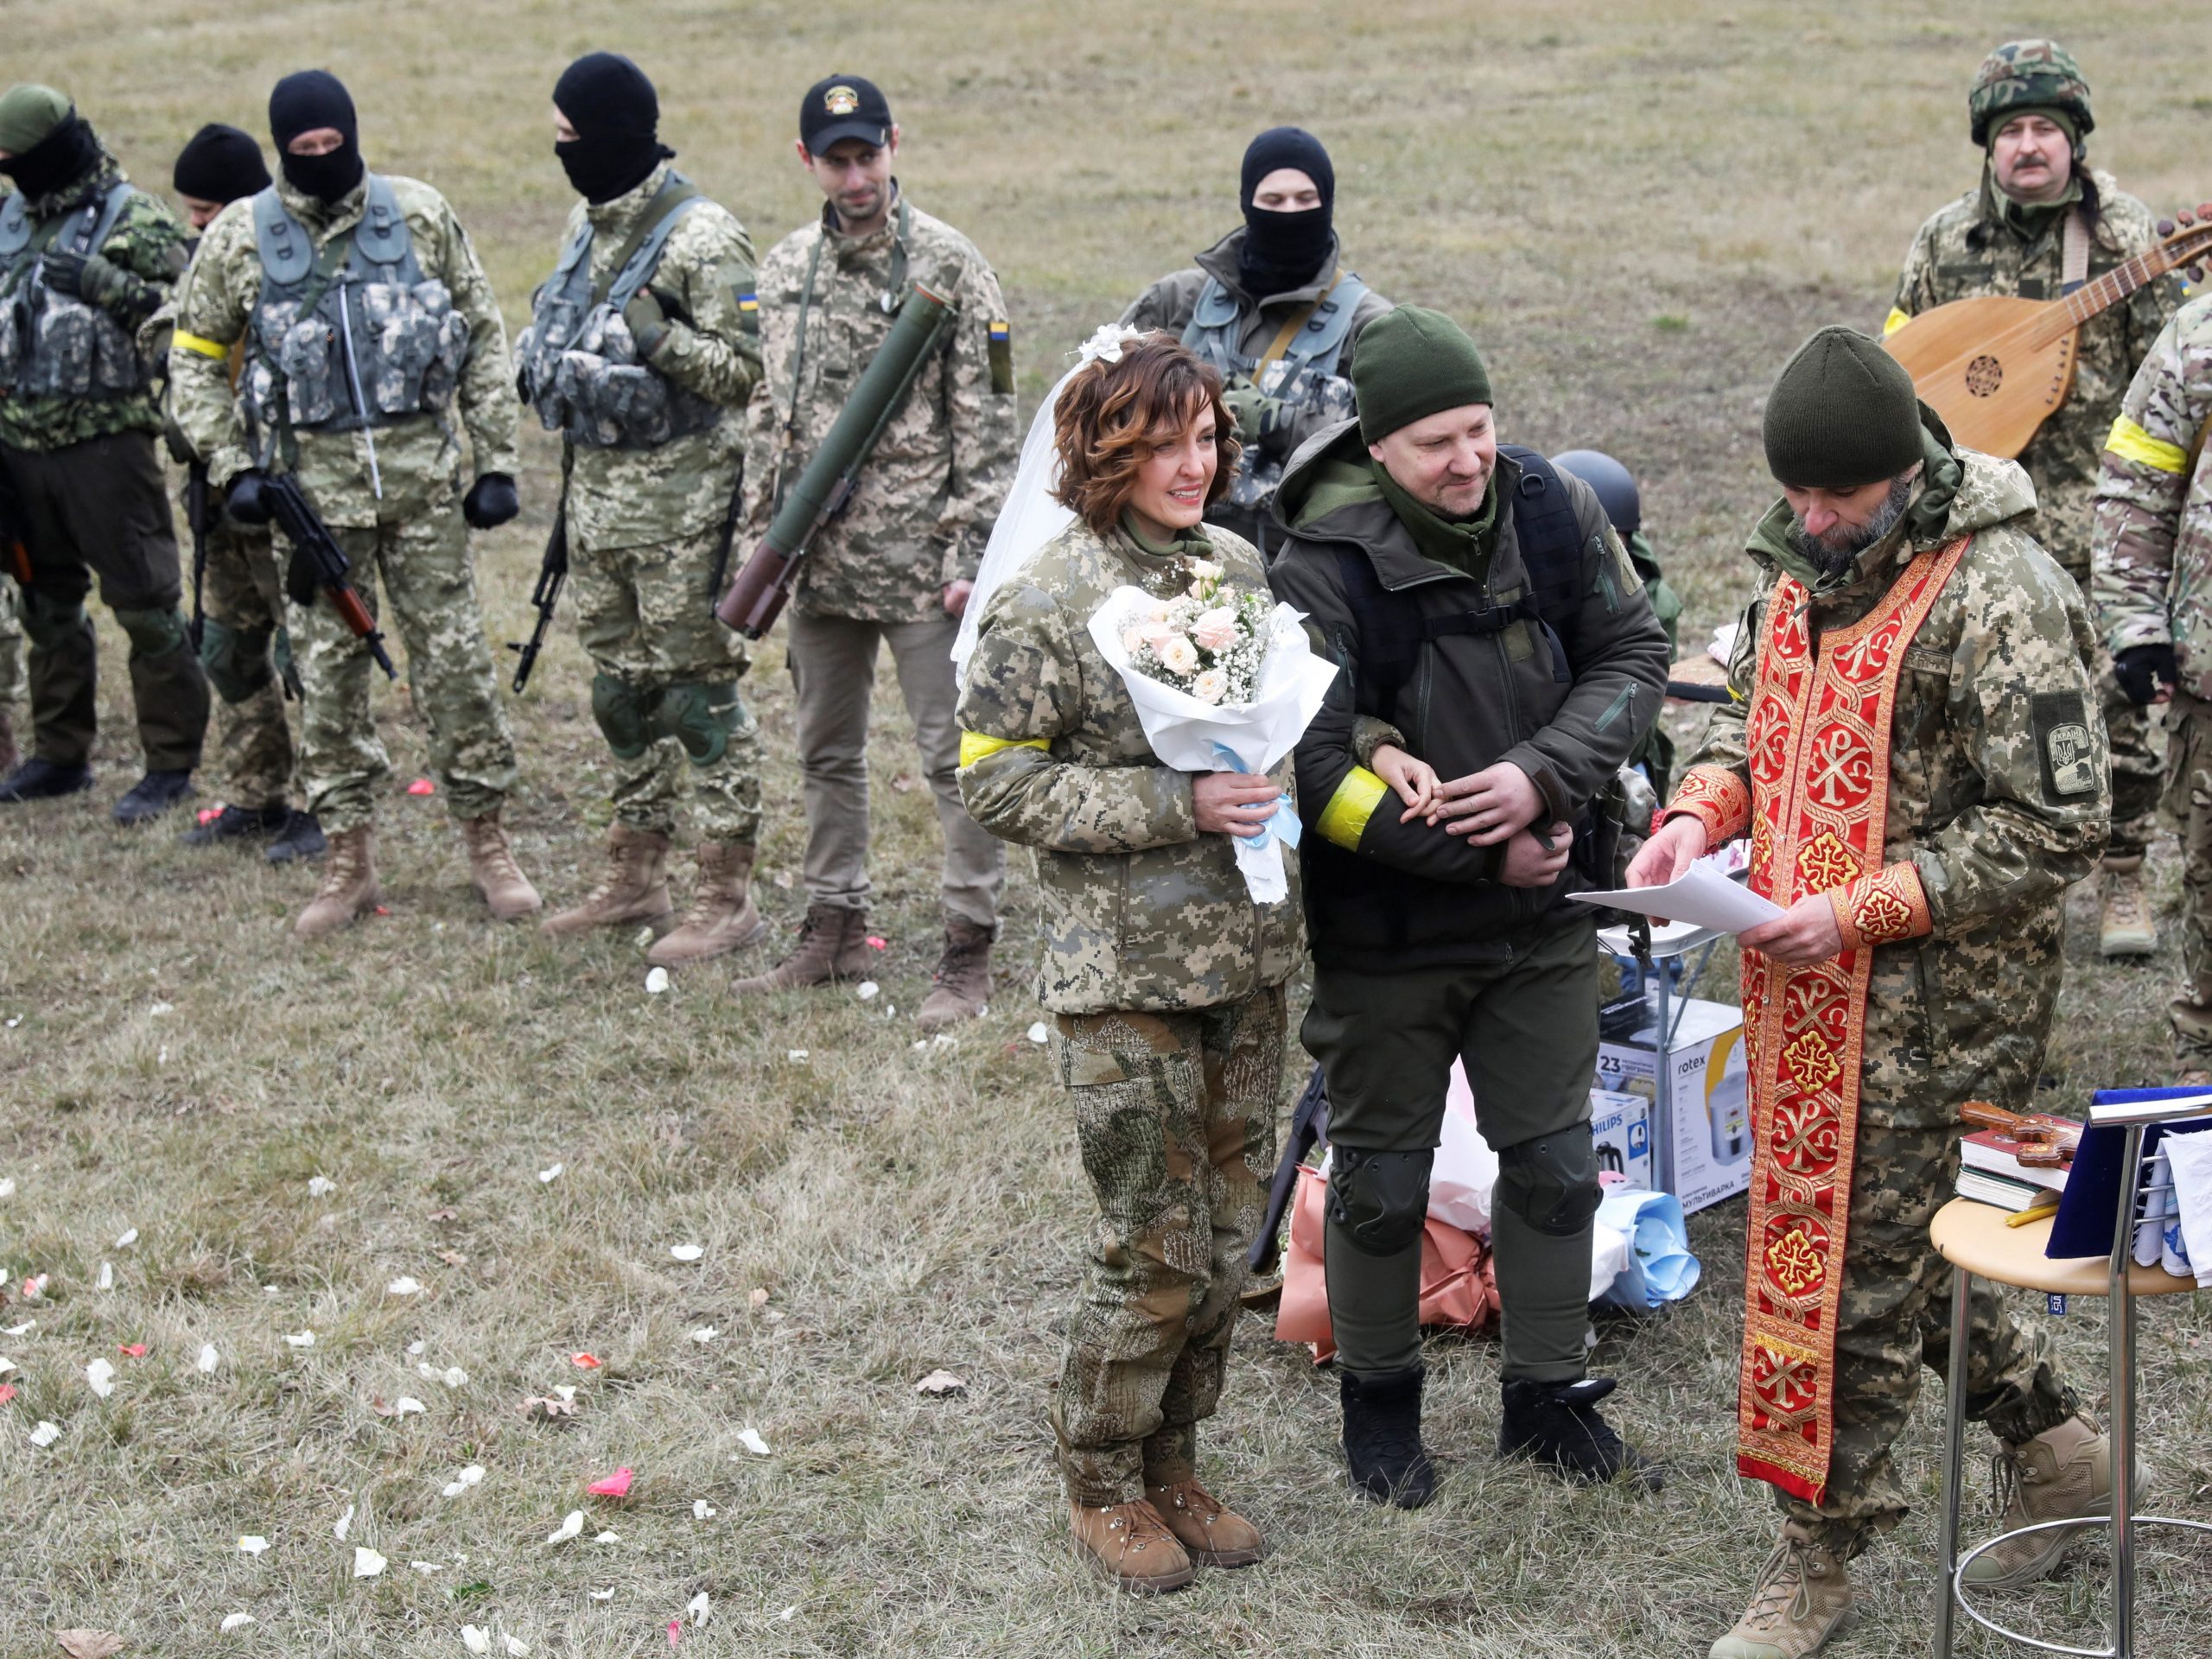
[407,778,435,796]
[586,1466,633,1497]
[667,1619,682,1647]
[118,1343,148,1358]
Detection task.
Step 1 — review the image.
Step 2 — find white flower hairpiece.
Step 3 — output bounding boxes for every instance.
[1074,324,1144,367]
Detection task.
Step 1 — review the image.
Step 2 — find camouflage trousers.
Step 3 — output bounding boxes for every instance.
[2095,638,2161,862]
[2163,695,2212,1060]
[0,578,22,707]
[1052,986,1286,1505]
[195,511,296,809]
[289,507,516,834]
[1777,1113,2076,1557]
[572,524,760,844]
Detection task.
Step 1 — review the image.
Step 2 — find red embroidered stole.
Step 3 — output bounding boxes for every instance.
[1734,537,1968,1503]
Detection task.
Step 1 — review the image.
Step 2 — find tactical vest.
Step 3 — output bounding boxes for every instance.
[238,175,469,448]
[514,175,721,451]
[0,181,148,400]
[1181,271,1370,512]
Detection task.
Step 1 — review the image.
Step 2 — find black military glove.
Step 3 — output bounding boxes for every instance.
[225,469,274,527]
[462,472,519,530]
[42,249,136,314]
[621,289,671,359]
[2113,643,2179,707]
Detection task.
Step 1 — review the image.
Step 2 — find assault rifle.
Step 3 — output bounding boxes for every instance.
[1249,1064,1332,1275]
[0,461,32,587]
[509,494,567,695]
[264,473,397,680]
[184,463,211,651]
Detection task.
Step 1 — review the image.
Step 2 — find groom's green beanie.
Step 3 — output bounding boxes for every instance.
[1352,305,1492,443]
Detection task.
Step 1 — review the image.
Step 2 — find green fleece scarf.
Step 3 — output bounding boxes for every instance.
[1747,423,1962,598]
[1370,458,1498,575]
[1118,508,1213,564]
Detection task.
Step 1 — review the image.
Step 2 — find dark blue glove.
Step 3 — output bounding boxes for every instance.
[225,469,273,527]
[462,472,519,530]
[2113,643,2178,707]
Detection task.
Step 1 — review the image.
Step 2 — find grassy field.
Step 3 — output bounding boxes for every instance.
[4,1,2212,1653]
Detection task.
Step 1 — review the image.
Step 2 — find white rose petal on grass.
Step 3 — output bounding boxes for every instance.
[197,1344,219,1373]
[0,1178,14,1199]
[669,1243,703,1263]
[440,1463,486,1497]
[334,1503,354,1541]
[441,1366,467,1389]
[687,1591,711,1626]
[737,1426,771,1457]
[29,1419,60,1446]
[391,1395,427,1416]
[546,1509,584,1544]
[86,1357,117,1398]
[113,1227,138,1249]
[219,1613,254,1632]
[5,1320,35,1336]
[505,1639,529,1657]
[0,1356,12,1376]
[353,1546,387,1579]
[387,1276,423,1297]
[691,1498,716,1521]
[1027,1021,1048,1045]
[96,1262,114,1292]
[645,966,671,995]
[915,1370,967,1397]
[411,1560,445,1573]
[308,1176,336,1198]
[690,1326,718,1344]
[283,1331,315,1349]
[854,980,880,1001]
[461,1628,492,1656]
[537,1163,563,1183]
[785,1049,809,1063]
[592,1529,620,1544]
[237,1535,270,1555]
[588,1587,614,1601]
[406,1340,426,1356]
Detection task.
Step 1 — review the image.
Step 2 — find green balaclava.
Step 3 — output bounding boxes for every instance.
[1351,304,1491,446]
[1762,326,1923,490]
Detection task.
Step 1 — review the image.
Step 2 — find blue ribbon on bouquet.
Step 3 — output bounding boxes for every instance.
[1212,742,1300,853]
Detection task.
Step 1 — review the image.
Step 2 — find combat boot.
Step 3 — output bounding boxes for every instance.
[113,768,195,824]
[0,706,16,775]
[2098,859,2157,957]
[295,826,379,939]
[1962,1413,2111,1588]
[0,755,93,802]
[1143,1478,1263,1567]
[1339,1364,1438,1509]
[181,802,289,847]
[1709,1522,1853,1659]
[646,842,766,967]
[731,903,872,994]
[1498,1375,1663,1491]
[1067,1499,1193,1593]
[543,823,674,936]
[458,809,541,922]
[916,918,995,1029]
[266,809,327,865]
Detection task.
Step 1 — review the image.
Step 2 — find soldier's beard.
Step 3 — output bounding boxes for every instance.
[1787,473,1915,580]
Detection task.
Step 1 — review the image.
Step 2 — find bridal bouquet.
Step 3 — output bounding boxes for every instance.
[1088,564,1338,903]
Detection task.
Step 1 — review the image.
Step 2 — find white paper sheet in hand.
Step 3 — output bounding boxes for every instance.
[1569,859,1783,935]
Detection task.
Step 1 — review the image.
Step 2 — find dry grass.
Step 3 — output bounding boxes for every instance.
[3,1,2210,1653]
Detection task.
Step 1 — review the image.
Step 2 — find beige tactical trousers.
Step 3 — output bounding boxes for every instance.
[785,607,1003,929]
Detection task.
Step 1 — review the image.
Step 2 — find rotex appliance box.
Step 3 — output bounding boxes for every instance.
[1596,995,1751,1215]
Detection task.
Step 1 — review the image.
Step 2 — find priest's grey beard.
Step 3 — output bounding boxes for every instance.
[1787,472,1916,578]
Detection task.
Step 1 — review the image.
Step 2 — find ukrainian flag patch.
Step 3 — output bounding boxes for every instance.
[988,318,1014,394]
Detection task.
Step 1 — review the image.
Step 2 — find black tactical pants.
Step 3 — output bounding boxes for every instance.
[1302,917,1602,1382]
[1,431,207,771]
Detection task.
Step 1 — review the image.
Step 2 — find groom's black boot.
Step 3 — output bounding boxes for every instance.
[1498,1375,1663,1491]
[1341,1364,1438,1508]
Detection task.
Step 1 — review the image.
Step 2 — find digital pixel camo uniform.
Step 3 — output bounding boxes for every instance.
[1889,166,2177,855]
[168,172,520,834]
[741,194,1016,621]
[957,518,1300,1503]
[1673,442,2105,1551]
[547,162,764,841]
[2092,294,2212,1057]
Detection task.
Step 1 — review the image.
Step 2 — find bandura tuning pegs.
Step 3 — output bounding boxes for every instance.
[2191,265,2207,285]
[2182,209,2200,227]
[2199,202,2212,219]
[2158,219,2177,237]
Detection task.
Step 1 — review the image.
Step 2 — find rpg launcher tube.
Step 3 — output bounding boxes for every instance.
[716,280,955,639]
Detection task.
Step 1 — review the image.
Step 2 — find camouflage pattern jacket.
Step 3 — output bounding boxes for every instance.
[2093,295,2212,695]
[168,174,518,529]
[741,192,1016,621]
[1675,438,2108,1126]
[0,145,188,452]
[546,163,761,552]
[957,518,1303,1015]
[1888,168,2177,581]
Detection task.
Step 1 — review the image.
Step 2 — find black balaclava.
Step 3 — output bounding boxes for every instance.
[0,110,103,202]
[1236,125,1335,299]
[553,52,671,205]
[269,70,364,204]
[173,123,271,207]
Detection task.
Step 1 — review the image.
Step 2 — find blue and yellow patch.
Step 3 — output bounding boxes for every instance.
[737,292,760,312]
[987,318,1014,394]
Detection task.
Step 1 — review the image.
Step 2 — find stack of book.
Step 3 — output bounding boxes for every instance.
[1958,1113,2075,1215]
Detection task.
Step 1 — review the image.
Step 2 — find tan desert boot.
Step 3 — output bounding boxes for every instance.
[295,825,380,940]
[916,919,995,1030]
[1962,1413,2111,1588]
[544,822,675,937]
[1068,1498,1193,1593]
[1143,1478,1263,1568]
[1709,1522,1853,1659]
[459,809,541,921]
[731,903,872,994]
[647,842,766,967]
[2099,860,2157,957]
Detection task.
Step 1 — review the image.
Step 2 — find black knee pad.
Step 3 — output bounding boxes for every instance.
[199,617,274,703]
[653,679,739,767]
[113,604,191,661]
[590,671,654,760]
[1327,1147,1433,1256]
[1494,1126,1602,1237]
[22,590,88,648]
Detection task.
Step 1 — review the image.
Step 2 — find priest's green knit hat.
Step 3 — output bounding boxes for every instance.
[1762,326,1923,489]
[0,86,72,155]
[1352,304,1492,443]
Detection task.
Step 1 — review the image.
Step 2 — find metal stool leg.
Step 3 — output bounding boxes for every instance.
[1936,1262,1974,1659]
[2107,1123,2146,1659]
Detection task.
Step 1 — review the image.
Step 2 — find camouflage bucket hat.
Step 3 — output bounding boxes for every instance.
[1969,40,2092,147]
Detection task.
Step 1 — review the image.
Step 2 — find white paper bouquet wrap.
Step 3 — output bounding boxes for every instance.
[1086,585,1338,901]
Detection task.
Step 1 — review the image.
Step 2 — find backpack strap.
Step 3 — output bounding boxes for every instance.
[1179,275,1243,373]
[352,174,411,268]
[1332,543,1421,720]
[1274,272,1366,376]
[591,174,705,309]
[0,193,29,258]
[1499,443,1585,682]
[251,187,314,287]
[69,181,138,258]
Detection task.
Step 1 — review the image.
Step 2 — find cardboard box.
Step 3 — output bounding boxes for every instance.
[1597,995,1751,1215]
[1589,1089,1654,1191]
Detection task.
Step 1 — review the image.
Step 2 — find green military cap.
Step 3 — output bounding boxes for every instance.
[0,84,73,154]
